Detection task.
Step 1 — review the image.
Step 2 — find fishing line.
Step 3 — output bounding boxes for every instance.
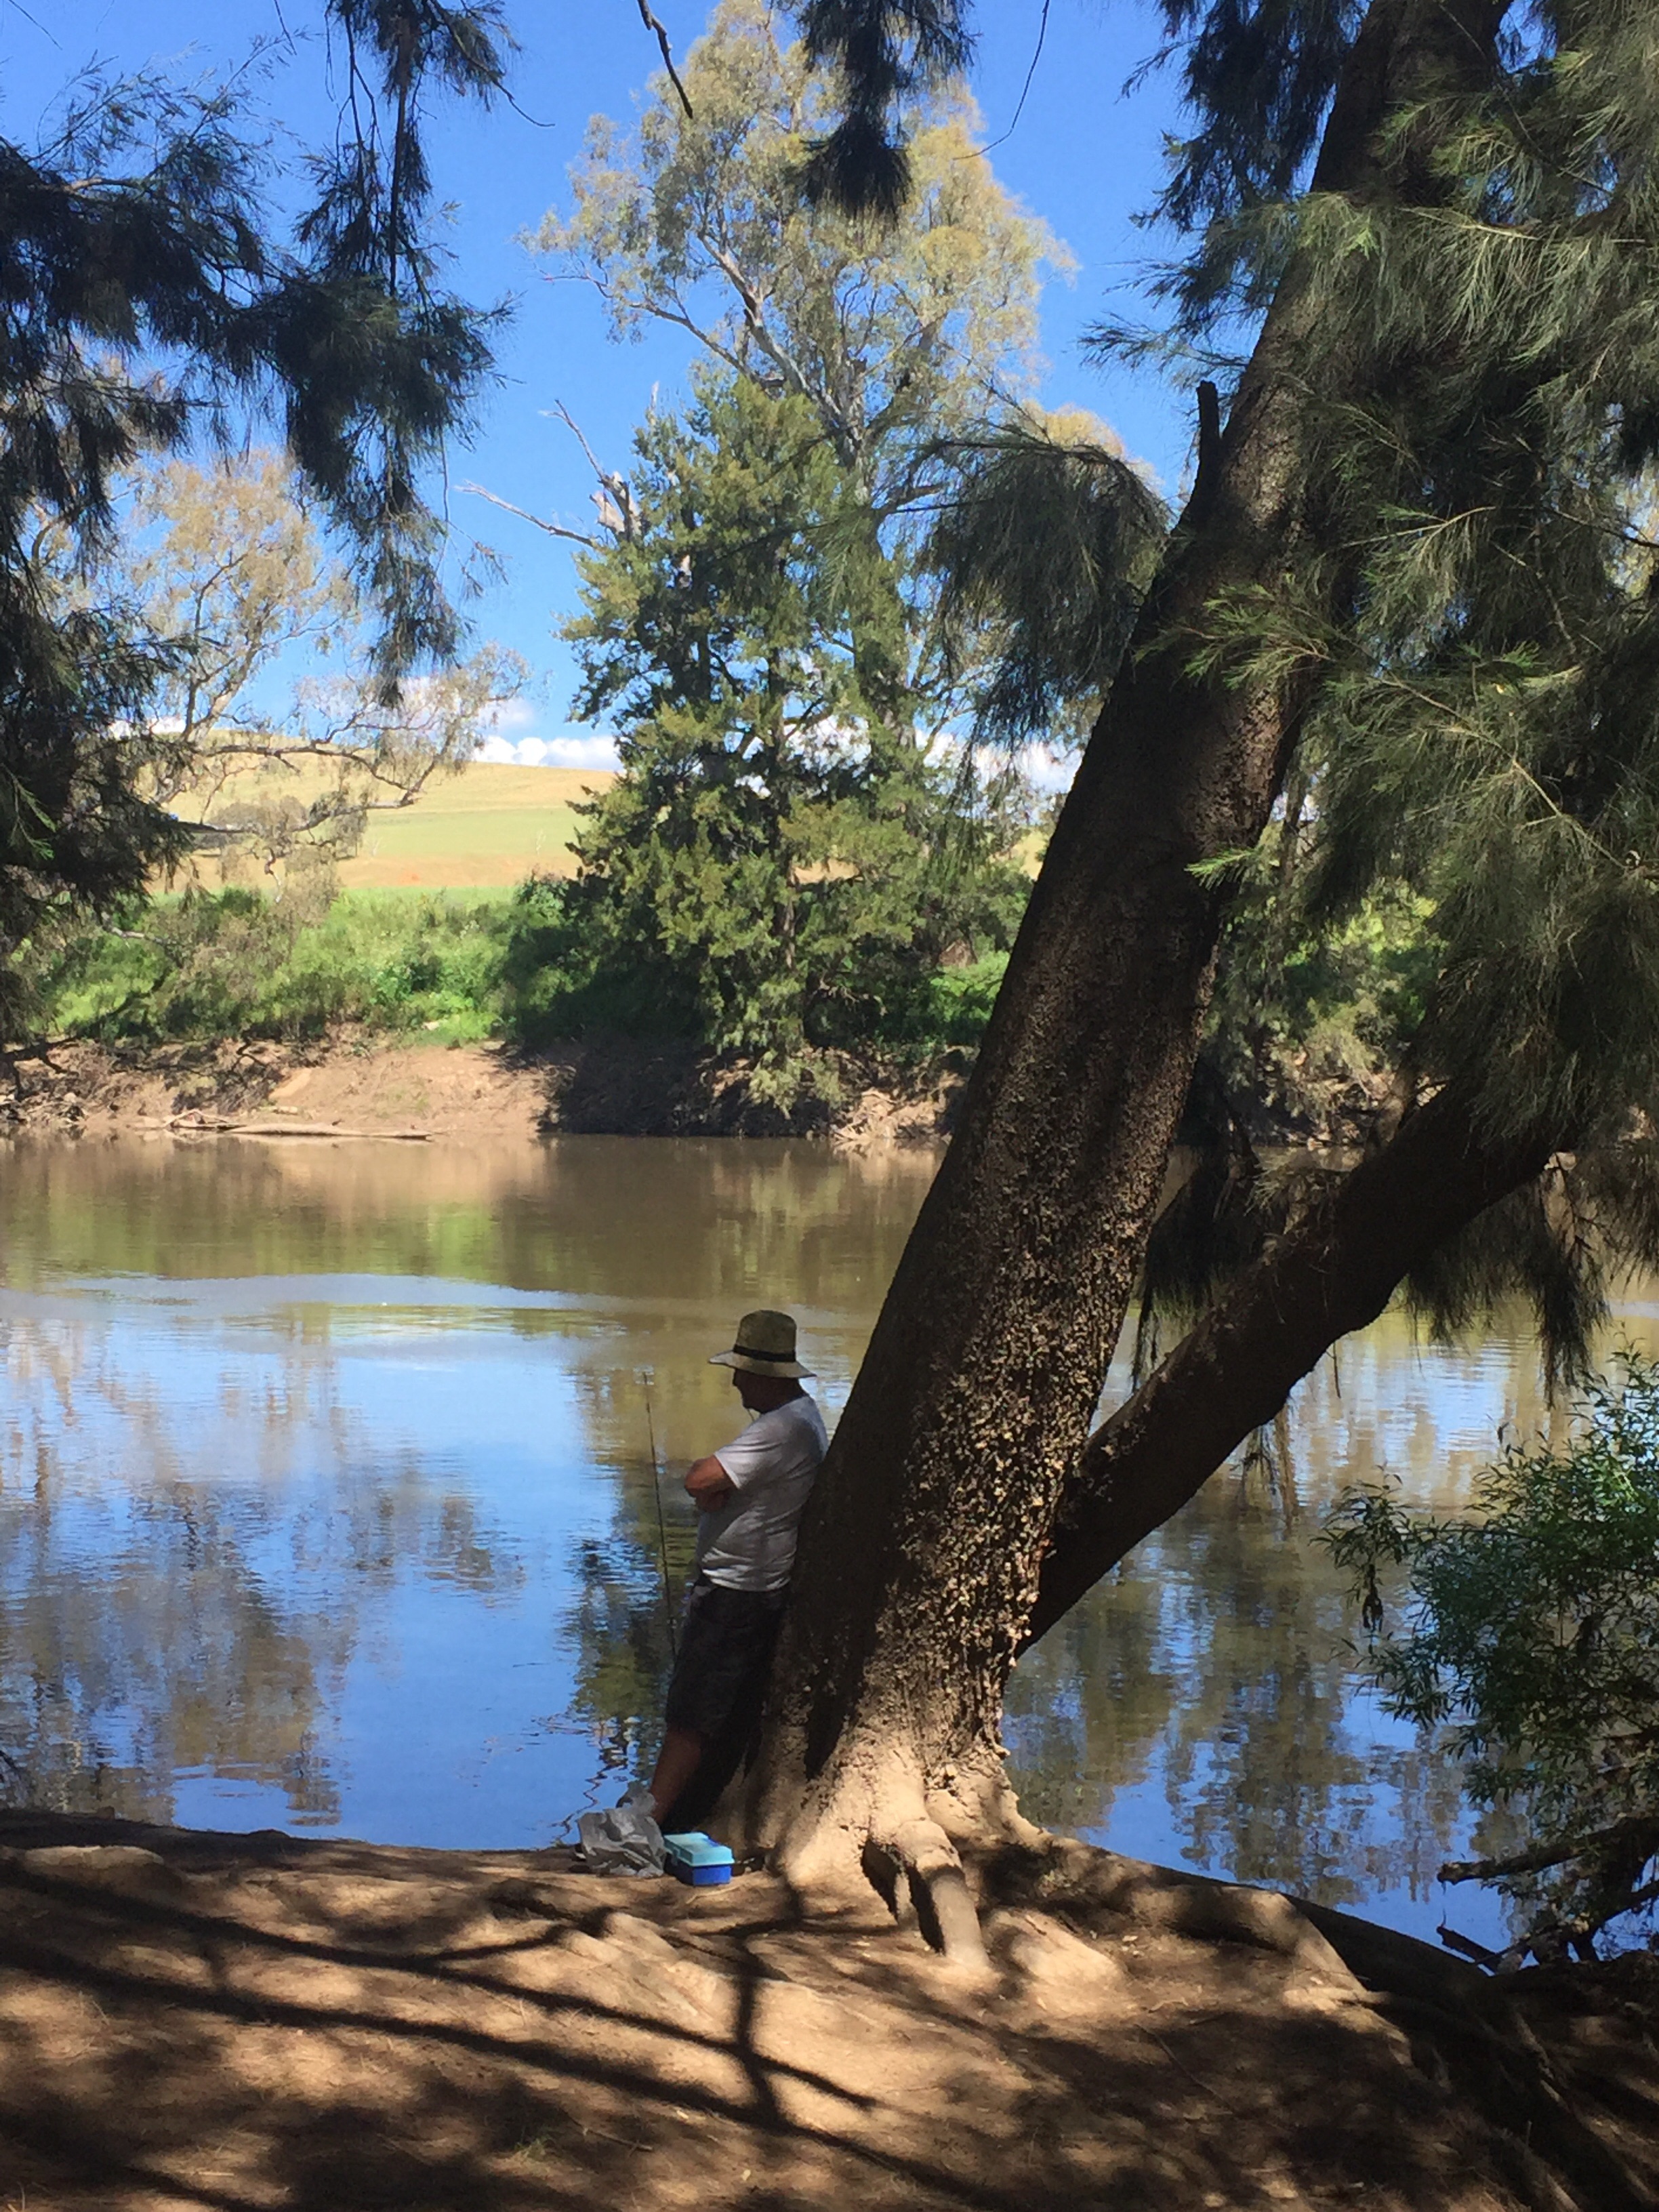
[641,1370,678,1662]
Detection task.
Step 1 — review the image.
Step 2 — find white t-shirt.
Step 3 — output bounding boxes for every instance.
[695,1393,827,1592]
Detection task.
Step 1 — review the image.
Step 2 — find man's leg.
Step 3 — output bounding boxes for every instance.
[649,1580,787,1830]
[645,1725,705,1822]
[649,1577,721,1822]
[653,1586,787,1833]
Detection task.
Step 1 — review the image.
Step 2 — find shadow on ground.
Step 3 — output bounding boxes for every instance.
[0,1809,1650,2211]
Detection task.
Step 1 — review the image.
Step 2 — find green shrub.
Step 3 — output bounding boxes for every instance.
[30,886,517,1044]
[1325,1353,1659,1961]
[495,874,703,1046]
[917,953,1010,1048]
[28,876,1012,1063]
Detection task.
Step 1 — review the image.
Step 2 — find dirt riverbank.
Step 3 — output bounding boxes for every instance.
[0,1025,1399,1151]
[0,1033,962,1147]
[0,1808,1652,2212]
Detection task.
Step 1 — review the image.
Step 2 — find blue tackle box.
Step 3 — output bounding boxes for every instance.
[663,1831,735,1887]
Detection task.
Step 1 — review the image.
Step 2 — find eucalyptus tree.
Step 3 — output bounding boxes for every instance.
[728,0,1659,1936]
[529,0,1065,1094]
[537,0,1063,520]
[101,452,517,884]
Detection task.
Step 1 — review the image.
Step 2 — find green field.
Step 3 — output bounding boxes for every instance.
[340,769,615,889]
[340,764,611,888]
[178,759,615,892]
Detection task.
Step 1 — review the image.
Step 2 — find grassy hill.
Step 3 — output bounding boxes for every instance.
[175,757,615,893]
[340,762,612,889]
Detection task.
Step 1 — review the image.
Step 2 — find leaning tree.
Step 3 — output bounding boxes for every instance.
[735,0,1659,1939]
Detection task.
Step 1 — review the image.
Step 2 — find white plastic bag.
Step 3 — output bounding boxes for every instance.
[575,1802,665,1875]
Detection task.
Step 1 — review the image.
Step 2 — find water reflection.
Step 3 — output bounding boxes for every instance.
[1003,1311,1654,1948]
[0,1286,526,1828]
[0,1135,929,1848]
[0,1132,1643,1943]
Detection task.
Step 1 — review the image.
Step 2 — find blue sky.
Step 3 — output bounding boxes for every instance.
[1,1,1191,768]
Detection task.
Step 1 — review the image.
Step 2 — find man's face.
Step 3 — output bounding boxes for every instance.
[734,1368,794,1412]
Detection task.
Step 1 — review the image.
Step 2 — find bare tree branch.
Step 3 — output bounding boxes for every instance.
[459,483,600,548]
[634,0,694,121]
[546,398,614,485]
[464,394,649,545]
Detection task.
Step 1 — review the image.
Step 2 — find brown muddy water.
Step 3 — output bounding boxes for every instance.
[1,1132,1642,1948]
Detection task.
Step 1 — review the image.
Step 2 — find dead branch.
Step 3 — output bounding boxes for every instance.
[1440,1815,1659,1887]
[459,483,599,548]
[634,0,694,121]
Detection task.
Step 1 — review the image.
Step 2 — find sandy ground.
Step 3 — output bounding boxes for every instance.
[0,1034,548,1141]
[0,1033,961,1145]
[5,1811,1652,2212]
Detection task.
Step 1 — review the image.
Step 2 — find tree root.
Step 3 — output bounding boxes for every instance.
[977,1836,1654,2212]
[863,1818,990,1972]
[982,1834,1357,1992]
[781,1808,1656,2210]
[1294,1902,1659,2212]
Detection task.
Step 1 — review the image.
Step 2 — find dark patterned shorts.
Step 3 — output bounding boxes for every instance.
[663,1577,788,1742]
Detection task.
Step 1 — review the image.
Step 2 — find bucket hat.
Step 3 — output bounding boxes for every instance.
[709,1309,813,1379]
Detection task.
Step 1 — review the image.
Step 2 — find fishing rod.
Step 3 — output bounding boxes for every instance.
[640,1371,678,1663]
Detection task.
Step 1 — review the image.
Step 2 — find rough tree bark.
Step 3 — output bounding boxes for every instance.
[749,0,1508,1896]
[1027,1083,1559,1645]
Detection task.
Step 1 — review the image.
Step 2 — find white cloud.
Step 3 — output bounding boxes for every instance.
[468,706,1073,790]
[947,736,1077,795]
[1015,743,1078,796]
[478,696,539,737]
[468,693,620,770]
[476,727,621,772]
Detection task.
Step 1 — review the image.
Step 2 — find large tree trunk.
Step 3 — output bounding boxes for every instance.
[1026,1084,1558,1646]
[750,0,1506,1887]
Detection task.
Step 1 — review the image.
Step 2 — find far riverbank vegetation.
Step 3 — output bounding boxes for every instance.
[22,872,1019,1073]
[18,848,1437,1141]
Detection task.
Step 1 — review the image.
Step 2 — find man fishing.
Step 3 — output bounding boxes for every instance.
[642,1309,826,1829]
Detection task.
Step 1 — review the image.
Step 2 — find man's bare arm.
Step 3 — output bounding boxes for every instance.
[684,1454,735,1511]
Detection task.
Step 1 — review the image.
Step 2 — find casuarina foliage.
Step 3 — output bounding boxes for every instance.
[0,4,508,1015]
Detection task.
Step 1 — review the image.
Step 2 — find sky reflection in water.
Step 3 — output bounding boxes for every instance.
[1,1130,1644,1950]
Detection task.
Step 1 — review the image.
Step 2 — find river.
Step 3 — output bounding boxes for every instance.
[1,1131,1638,1949]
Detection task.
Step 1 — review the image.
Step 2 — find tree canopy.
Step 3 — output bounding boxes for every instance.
[101,451,516,883]
[907,0,1659,1376]
[0,2,510,1015]
[514,0,1072,1096]
[558,372,1030,1093]
[537,0,1063,513]
[729,0,1659,1937]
